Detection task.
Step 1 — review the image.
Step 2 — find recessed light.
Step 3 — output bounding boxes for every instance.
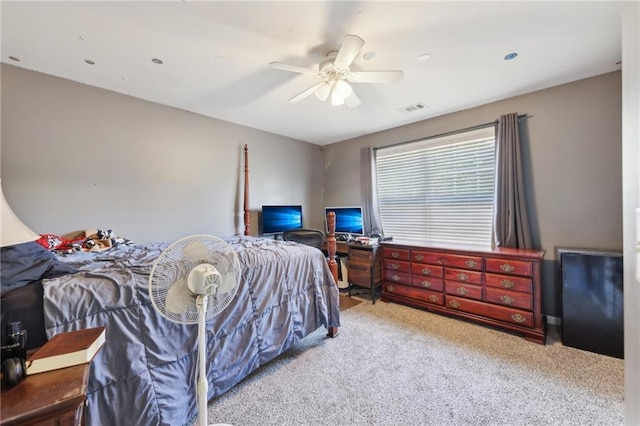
[8,56,20,62]
[78,36,86,41]
[85,59,95,65]
[363,51,376,61]
[504,52,518,61]
[418,52,431,61]
[152,58,164,65]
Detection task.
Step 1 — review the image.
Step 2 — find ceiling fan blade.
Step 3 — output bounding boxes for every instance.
[333,34,365,70]
[345,91,361,109]
[349,70,404,84]
[289,82,325,103]
[270,62,318,76]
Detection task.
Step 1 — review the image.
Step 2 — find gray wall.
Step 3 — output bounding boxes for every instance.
[323,71,623,320]
[0,64,325,243]
[622,2,639,423]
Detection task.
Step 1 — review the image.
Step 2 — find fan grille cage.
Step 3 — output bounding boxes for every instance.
[149,235,241,324]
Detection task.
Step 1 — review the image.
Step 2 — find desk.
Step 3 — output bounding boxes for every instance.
[1,364,89,426]
[322,241,349,255]
[348,244,382,303]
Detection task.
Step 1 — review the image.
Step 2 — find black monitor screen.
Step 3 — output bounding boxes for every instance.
[261,205,303,234]
[325,206,363,235]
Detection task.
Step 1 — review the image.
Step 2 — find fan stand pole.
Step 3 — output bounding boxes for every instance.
[196,295,209,426]
[196,295,233,426]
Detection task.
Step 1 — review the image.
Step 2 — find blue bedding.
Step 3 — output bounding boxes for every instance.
[41,236,340,426]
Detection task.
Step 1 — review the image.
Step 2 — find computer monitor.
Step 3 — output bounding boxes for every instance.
[261,205,303,235]
[324,206,363,236]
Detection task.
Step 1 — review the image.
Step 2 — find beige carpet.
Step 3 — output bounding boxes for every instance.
[206,299,624,425]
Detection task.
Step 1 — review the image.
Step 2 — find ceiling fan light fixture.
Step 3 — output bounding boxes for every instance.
[315,82,331,101]
[334,79,353,99]
[331,89,345,106]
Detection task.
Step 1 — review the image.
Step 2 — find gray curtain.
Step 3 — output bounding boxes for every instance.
[493,113,532,248]
[360,146,384,236]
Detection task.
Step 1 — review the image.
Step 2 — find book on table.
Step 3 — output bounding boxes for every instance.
[25,326,106,375]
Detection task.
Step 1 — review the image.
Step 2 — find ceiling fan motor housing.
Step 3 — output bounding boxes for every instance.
[319,51,348,81]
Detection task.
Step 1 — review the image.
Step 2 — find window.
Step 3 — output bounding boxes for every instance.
[375,126,496,247]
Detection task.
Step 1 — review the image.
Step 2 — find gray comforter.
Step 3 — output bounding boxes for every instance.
[42,236,340,426]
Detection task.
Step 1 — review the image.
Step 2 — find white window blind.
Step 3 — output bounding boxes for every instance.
[376,126,496,247]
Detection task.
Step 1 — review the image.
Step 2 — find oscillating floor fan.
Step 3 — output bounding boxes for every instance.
[148,235,241,426]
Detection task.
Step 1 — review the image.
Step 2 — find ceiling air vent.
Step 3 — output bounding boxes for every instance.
[398,102,427,113]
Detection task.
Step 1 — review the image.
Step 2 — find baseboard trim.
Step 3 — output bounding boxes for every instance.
[547,315,562,326]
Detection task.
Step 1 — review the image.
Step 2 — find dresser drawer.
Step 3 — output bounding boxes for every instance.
[383,283,444,306]
[444,267,483,285]
[411,251,483,271]
[411,276,444,292]
[411,251,443,264]
[485,287,533,310]
[383,247,410,261]
[485,273,532,293]
[410,263,444,278]
[383,259,411,273]
[384,270,411,286]
[485,258,533,277]
[350,248,373,263]
[348,262,372,287]
[445,281,483,301]
[445,296,534,328]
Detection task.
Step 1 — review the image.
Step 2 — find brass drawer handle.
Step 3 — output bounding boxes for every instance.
[457,287,468,295]
[386,285,395,293]
[428,295,438,303]
[500,263,515,273]
[501,279,515,289]
[456,272,468,281]
[415,254,424,261]
[511,313,527,323]
[392,274,400,282]
[391,263,400,270]
[391,251,400,258]
[465,260,477,268]
[421,267,431,275]
[449,300,460,308]
[437,257,446,265]
[421,280,431,288]
[500,295,515,305]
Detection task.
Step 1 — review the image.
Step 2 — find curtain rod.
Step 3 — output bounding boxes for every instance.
[374,113,532,152]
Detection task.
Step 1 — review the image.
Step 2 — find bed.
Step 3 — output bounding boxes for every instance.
[0,145,341,425]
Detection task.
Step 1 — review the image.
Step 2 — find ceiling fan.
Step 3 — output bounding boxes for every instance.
[270,34,404,108]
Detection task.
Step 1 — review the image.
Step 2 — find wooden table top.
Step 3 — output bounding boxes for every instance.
[1,363,89,425]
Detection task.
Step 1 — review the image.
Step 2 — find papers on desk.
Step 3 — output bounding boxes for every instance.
[354,237,378,246]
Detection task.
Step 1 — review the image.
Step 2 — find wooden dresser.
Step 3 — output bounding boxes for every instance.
[380,241,546,343]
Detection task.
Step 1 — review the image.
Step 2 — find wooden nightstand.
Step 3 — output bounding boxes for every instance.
[0,363,90,426]
[347,244,382,303]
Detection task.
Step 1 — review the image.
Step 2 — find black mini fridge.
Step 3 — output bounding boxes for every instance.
[557,248,623,359]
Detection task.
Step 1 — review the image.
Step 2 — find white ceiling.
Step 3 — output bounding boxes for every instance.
[1,1,623,146]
